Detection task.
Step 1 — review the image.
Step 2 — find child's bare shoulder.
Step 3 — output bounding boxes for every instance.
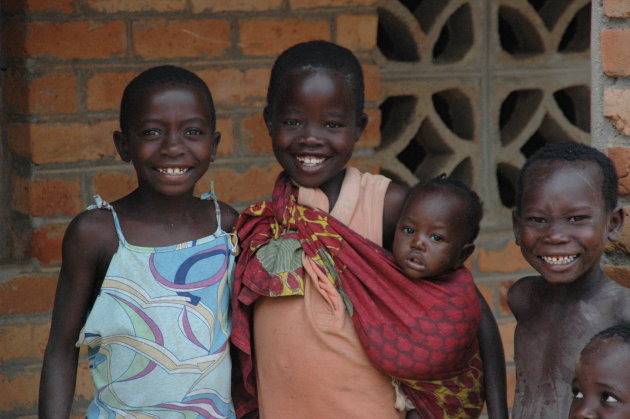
[601,275,630,319]
[507,275,545,320]
[66,208,116,245]
[217,201,238,232]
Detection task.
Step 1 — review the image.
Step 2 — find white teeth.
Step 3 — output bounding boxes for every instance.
[296,156,325,166]
[541,255,577,265]
[157,167,188,175]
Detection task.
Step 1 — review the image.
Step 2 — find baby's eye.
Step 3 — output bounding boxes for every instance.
[430,234,444,242]
[572,388,584,399]
[142,129,160,136]
[527,216,547,223]
[568,215,587,222]
[602,392,620,403]
[402,226,415,235]
[283,119,302,127]
[324,121,344,129]
[184,128,203,136]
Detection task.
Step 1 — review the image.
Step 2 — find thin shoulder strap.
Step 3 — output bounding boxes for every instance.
[87,195,127,245]
[200,180,222,234]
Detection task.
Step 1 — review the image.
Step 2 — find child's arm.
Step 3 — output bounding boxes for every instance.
[476,288,509,419]
[39,211,116,418]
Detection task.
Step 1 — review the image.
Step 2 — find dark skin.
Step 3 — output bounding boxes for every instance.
[38,85,238,417]
[509,161,630,419]
[261,67,507,419]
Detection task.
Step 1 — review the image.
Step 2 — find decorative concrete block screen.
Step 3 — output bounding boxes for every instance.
[375,0,590,225]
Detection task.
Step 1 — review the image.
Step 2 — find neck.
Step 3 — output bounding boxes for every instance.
[548,263,607,299]
[319,169,346,212]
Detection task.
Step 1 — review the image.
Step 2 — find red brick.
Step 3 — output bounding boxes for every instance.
[0,274,57,315]
[4,21,125,60]
[357,109,380,149]
[132,19,230,59]
[1,71,78,116]
[239,18,330,57]
[604,0,630,18]
[195,164,281,205]
[0,322,50,363]
[336,14,378,52]
[10,174,30,214]
[84,0,186,12]
[289,0,378,8]
[29,224,66,265]
[0,368,39,412]
[242,113,271,155]
[603,89,630,137]
[30,176,82,217]
[607,147,630,196]
[2,0,73,13]
[216,118,234,156]
[75,358,94,403]
[478,240,532,273]
[499,320,516,362]
[92,171,137,202]
[499,280,515,316]
[7,123,30,156]
[601,29,630,78]
[198,68,270,106]
[506,366,516,408]
[604,264,630,289]
[30,120,118,164]
[192,0,283,12]
[87,72,135,111]
[363,64,380,103]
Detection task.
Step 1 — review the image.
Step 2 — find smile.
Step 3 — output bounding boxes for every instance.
[296,156,325,166]
[156,167,190,175]
[540,255,578,265]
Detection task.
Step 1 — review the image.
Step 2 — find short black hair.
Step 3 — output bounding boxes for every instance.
[405,174,483,244]
[585,324,630,349]
[266,40,365,116]
[119,65,216,133]
[515,141,618,214]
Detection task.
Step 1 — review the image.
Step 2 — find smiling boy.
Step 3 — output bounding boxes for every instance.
[508,141,630,418]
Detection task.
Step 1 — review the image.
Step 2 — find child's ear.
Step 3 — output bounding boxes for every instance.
[113,131,131,162]
[355,112,368,140]
[512,210,521,246]
[210,131,221,162]
[263,106,273,135]
[607,206,624,242]
[459,243,475,265]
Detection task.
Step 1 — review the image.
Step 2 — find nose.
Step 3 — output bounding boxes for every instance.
[162,131,185,156]
[299,124,324,145]
[543,220,569,244]
[570,400,599,419]
[410,233,426,251]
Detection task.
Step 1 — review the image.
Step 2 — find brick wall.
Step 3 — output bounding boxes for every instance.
[1,0,624,417]
[0,1,383,416]
[596,0,630,278]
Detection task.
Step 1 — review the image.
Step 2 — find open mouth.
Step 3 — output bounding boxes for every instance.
[156,167,190,175]
[405,255,426,271]
[540,254,578,265]
[296,156,326,167]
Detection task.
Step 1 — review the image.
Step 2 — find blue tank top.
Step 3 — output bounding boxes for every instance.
[77,192,236,418]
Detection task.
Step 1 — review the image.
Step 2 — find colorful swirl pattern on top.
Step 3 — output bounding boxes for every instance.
[77,194,236,419]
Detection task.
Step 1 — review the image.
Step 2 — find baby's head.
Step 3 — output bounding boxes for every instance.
[513,141,623,285]
[393,175,482,279]
[114,65,220,196]
[569,324,630,419]
[264,41,368,189]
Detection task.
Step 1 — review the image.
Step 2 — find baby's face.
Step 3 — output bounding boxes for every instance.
[569,338,630,419]
[513,161,616,285]
[392,189,470,279]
